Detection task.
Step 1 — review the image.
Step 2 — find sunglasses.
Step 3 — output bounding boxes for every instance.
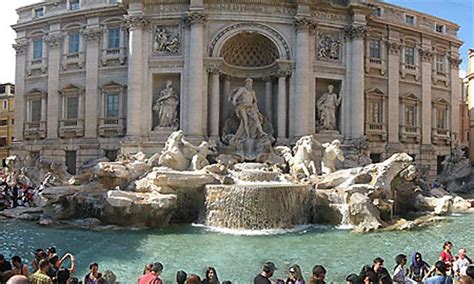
[289,270,296,273]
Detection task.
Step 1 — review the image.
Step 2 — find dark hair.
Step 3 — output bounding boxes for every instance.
[466,265,474,278]
[176,270,187,284]
[364,270,378,283]
[47,246,57,254]
[89,262,99,270]
[373,257,384,264]
[67,277,79,284]
[39,259,50,270]
[206,267,219,283]
[11,255,22,264]
[443,241,453,249]
[222,282,232,284]
[435,261,447,275]
[394,254,407,268]
[186,274,201,284]
[152,262,163,273]
[37,251,48,260]
[143,263,153,274]
[312,265,326,277]
[346,273,363,284]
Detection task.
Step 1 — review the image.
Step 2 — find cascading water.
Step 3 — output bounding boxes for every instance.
[324,189,353,229]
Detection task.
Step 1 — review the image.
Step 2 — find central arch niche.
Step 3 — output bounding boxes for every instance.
[220,33,279,68]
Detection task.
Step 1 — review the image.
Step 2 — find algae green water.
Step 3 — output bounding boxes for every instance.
[1,215,472,284]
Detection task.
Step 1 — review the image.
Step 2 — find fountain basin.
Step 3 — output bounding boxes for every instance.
[203,183,313,230]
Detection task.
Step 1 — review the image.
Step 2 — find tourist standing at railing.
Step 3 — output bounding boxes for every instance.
[10,256,28,278]
[84,262,100,284]
[372,257,393,284]
[454,249,473,279]
[176,270,187,284]
[254,262,277,284]
[408,252,430,283]
[423,261,453,284]
[137,262,163,284]
[201,267,219,284]
[30,259,52,284]
[393,254,414,284]
[286,264,305,284]
[307,265,326,284]
[440,242,455,275]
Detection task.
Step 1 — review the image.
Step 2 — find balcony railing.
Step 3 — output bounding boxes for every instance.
[59,118,84,138]
[399,124,421,143]
[24,121,46,139]
[101,47,126,66]
[99,116,125,137]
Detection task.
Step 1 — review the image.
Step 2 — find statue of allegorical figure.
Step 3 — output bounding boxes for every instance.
[230,78,267,139]
[316,84,341,131]
[153,80,179,129]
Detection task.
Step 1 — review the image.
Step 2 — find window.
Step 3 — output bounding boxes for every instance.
[68,33,80,53]
[33,39,43,60]
[105,149,118,161]
[370,40,381,59]
[436,54,445,73]
[372,7,381,17]
[436,24,444,33]
[108,28,120,49]
[405,15,415,25]
[2,100,7,110]
[109,0,118,3]
[0,120,7,126]
[368,100,383,123]
[65,151,77,175]
[436,108,448,129]
[69,0,80,10]
[10,86,14,94]
[66,96,79,119]
[0,137,6,147]
[405,104,417,127]
[405,47,415,65]
[106,94,120,117]
[31,99,42,122]
[11,119,14,125]
[34,8,44,18]
[0,86,5,94]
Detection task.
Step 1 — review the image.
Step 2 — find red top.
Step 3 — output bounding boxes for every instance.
[440,250,453,268]
[137,273,163,284]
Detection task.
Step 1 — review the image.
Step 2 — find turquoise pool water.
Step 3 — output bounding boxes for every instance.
[1,214,472,284]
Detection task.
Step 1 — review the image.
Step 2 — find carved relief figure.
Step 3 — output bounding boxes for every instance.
[321,139,345,175]
[316,84,341,131]
[276,135,321,177]
[230,78,266,139]
[317,34,341,60]
[153,27,180,54]
[153,80,179,129]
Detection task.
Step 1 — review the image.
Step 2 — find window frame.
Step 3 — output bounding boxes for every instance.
[68,32,80,54]
[107,27,121,49]
[33,39,43,60]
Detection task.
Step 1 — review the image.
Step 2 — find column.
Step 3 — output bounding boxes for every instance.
[264,77,273,122]
[41,96,47,122]
[420,45,433,144]
[277,72,288,142]
[185,11,207,138]
[12,39,28,141]
[345,24,367,139]
[125,11,147,137]
[468,49,474,164]
[208,69,220,138]
[448,54,462,144]
[83,23,101,138]
[386,39,401,143]
[292,17,313,138]
[45,30,62,139]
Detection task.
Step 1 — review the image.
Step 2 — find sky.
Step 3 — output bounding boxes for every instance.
[0,0,472,84]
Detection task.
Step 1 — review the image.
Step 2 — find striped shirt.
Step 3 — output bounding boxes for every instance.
[30,270,52,284]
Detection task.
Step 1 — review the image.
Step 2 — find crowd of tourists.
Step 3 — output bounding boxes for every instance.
[0,241,473,284]
[0,181,34,210]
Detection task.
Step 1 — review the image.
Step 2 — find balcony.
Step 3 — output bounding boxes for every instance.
[27,57,47,76]
[432,128,450,145]
[365,57,386,75]
[101,47,127,66]
[365,122,387,142]
[432,69,449,87]
[24,121,46,139]
[59,119,84,138]
[399,124,421,143]
[62,52,85,71]
[99,117,125,137]
[400,63,420,81]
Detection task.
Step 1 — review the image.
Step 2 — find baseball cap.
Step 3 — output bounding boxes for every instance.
[263,262,277,272]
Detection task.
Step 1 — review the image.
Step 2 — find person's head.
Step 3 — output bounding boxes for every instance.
[395,254,407,267]
[434,261,447,275]
[89,262,99,276]
[34,249,44,259]
[185,274,201,284]
[152,262,163,276]
[11,255,22,267]
[46,246,56,256]
[412,252,423,264]
[312,265,326,281]
[346,273,362,284]
[39,259,51,273]
[176,270,187,284]
[328,84,334,92]
[244,78,253,89]
[363,271,377,284]
[5,275,29,284]
[373,257,384,272]
[466,265,474,278]
[206,267,218,282]
[443,241,453,251]
[262,262,277,278]
[221,281,232,284]
[0,254,6,264]
[458,276,473,284]
[289,264,304,281]
[459,248,468,259]
[143,263,153,274]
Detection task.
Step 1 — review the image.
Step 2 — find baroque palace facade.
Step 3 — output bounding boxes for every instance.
[12,0,463,179]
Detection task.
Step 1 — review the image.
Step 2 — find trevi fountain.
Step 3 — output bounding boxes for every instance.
[1,79,473,283]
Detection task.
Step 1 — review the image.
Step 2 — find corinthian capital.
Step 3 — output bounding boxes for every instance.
[82,27,103,43]
[344,24,368,40]
[419,48,434,62]
[125,15,149,29]
[12,39,28,55]
[184,11,208,26]
[386,40,402,55]
[448,56,462,69]
[44,33,63,48]
[294,17,315,32]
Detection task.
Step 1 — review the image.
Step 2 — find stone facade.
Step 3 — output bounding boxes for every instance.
[0,83,15,166]
[11,0,463,180]
[468,49,474,163]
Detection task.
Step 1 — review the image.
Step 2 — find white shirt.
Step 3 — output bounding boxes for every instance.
[453,257,471,276]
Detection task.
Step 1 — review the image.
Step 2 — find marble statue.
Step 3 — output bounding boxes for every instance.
[316,84,341,131]
[153,80,179,129]
[153,27,180,54]
[276,135,322,177]
[321,139,344,175]
[230,78,266,139]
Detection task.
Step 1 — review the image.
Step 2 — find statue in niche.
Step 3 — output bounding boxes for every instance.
[153,27,180,54]
[318,34,341,60]
[153,80,179,129]
[316,84,341,131]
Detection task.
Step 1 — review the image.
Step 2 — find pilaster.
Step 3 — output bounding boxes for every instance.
[448,54,462,143]
[45,29,63,139]
[386,38,401,143]
[12,39,28,142]
[420,43,433,145]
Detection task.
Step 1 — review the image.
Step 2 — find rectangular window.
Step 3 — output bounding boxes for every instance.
[372,8,381,17]
[34,8,44,18]
[65,151,77,175]
[108,28,120,49]
[0,120,7,126]
[66,96,79,119]
[31,99,42,122]
[405,105,417,127]
[405,47,415,65]
[0,86,5,94]
[3,100,7,109]
[0,137,6,147]
[436,24,444,33]
[437,108,447,129]
[33,39,43,60]
[369,100,383,123]
[436,55,445,73]
[405,15,415,25]
[68,33,80,53]
[370,40,381,59]
[106,94,120,117]
[69,0,80,10]
[11,119,14,125]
